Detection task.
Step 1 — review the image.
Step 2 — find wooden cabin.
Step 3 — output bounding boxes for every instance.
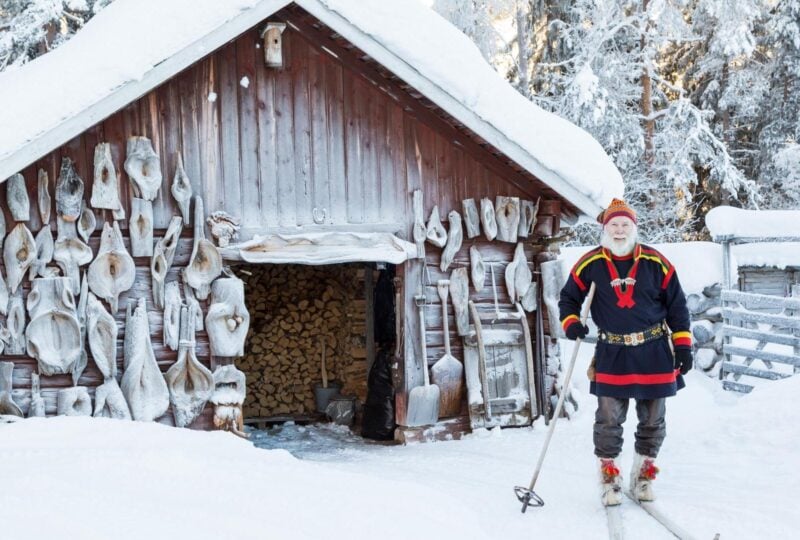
[0,0,621,441]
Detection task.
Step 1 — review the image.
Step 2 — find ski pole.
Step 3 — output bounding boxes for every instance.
[515,282,596,512]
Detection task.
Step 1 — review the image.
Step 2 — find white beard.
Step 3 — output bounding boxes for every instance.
[600,228,638,257]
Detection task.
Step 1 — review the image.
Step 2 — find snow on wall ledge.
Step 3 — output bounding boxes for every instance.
[706,206,800,240]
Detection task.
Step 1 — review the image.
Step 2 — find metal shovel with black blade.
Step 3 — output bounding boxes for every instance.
[515,282,596,512]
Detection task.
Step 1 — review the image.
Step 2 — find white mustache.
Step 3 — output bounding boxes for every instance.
[600,229,638,256]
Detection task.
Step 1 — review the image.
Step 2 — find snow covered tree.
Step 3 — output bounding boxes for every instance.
[0,0,113,72]
[431,0,515,64]
[435,0,769,241]
[753,0,800,209]
[527,0,760,241]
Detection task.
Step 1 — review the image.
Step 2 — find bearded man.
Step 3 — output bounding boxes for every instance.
[558,198,693,506]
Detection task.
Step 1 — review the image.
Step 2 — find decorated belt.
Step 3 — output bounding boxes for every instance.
[597,322,667,346]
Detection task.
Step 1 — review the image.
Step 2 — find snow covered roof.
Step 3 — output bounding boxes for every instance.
[0,0,623,218]
[706,206,800,241]
[732,243,800,269]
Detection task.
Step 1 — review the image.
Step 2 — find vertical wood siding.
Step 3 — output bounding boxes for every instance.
[7,22,559,431]
[19,28,544,235]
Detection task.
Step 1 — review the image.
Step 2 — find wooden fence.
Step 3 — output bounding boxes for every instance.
[720,288,800,393]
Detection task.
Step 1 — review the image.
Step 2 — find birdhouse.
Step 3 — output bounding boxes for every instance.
[261,22,286,68]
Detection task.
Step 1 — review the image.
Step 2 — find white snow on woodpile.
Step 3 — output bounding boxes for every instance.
[706,206,800,240]
[0,0,622,217]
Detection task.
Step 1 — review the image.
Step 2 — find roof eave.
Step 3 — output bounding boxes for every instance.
[0,0,607,220]
[296,0,605,219]
[0,0,291,183]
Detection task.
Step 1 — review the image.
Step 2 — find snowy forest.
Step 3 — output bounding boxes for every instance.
[2,0,799,241]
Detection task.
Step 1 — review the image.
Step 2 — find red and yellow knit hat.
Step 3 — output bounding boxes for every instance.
[599,198,637,225]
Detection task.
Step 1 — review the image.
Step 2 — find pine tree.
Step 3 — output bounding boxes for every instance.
[0,0,113,72]
[754,0,800,208]
[435,0,767,241]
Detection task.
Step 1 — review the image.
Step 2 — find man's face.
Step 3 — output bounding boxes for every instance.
[604,216,635,241]
[601,216,637,256]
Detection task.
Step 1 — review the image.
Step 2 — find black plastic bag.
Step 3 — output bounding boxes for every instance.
[373,269,395,346]
[361,348,396,440]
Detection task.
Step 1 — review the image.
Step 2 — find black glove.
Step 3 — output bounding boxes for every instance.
[674,348,693,375]
[565,322,589,341]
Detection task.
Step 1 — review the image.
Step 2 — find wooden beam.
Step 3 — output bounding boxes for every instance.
[722,290,800,311]
[365,264,375,375]
[723,345,800,367]
[721,362,790,381]
[722,325,800,348]
[723,308,800,330]
[722,380,753,393]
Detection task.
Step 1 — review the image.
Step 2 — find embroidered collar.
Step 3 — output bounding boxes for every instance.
[601,244,641,308]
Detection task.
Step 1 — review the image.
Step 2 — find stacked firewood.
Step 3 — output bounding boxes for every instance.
[238,264,368,418]
[687,283,724,372]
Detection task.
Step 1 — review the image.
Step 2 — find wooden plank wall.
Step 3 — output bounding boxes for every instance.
[395,115,560,425]
[15,28,413,239]
[5,22,562,433]
[740,267,800,299]
[5,239,213,427]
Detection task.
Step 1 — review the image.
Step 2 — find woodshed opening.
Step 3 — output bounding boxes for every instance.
[236,263,396,433]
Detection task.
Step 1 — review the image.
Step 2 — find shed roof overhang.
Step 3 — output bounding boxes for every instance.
[0,0,610,221]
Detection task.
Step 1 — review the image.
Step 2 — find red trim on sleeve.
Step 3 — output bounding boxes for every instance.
[671,331,692,348]
[572,271,587,291]
[561,314,580,331]
[672,337,692,348]
[661,265,675,289]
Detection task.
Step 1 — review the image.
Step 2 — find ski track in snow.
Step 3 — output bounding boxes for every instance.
[252,341,797,539]
[1,342,798,539]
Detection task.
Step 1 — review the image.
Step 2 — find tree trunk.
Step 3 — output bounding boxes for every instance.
[640,0,655,175]
[515,2,531,98]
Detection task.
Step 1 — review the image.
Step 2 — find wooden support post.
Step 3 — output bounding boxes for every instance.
[720,238,732,381]
[721,238,732,291]
[793,284,800,374]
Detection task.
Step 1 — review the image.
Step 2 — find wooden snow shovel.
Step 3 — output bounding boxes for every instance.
[515,282,596,512]
[406,294,440,427]
[432,280,464,418]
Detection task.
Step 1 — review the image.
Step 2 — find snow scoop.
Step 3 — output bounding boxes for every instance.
[406,293,440,427]
[515,282,596,512]
[431,280,464,418]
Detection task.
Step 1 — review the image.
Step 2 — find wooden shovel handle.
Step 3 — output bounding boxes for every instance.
[469,300,491,420]
[417,298,430,387]
[437,280,451,356]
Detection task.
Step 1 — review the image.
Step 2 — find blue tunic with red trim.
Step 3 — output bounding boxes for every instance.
[558,244,692,399]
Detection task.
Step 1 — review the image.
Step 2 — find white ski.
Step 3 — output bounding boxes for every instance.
[624,491,698,540]
[605,503,625,540]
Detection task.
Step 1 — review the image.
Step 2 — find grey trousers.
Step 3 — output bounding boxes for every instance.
[593,396,666,459]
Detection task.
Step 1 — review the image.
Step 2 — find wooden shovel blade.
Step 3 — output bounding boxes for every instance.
[432,354,464,418]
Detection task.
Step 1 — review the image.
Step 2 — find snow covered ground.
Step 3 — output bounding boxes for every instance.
[2,340,797,540]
